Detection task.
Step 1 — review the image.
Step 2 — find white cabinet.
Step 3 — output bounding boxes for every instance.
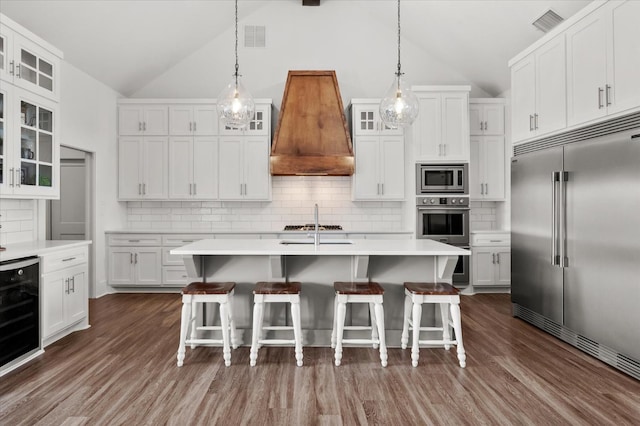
[107,235,162,287]
[0,17,61,102]
[412,87,470,162]
[566,0,640,126]
[219,136,271,200]
[511,35,567,143]
[118,137,168,199]
[41,246,89,344]
[169,136,218,199]
[118,104,168,136]
[353,135,404,200]
[0,86,59,198]
[469,101,504,136]
[470,232,510,288]
[470,136,505,201]
[219,103,270,136]
[169,105,218,136]
[351,102,403,136]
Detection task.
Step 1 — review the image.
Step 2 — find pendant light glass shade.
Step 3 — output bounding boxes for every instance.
[218,76,255,129]
[379,0,419,129]
[379,74,419,128]
[218,0,255,129]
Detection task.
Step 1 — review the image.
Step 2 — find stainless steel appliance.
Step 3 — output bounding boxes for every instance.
[416,163,468,194]
[416,196,469,284]
[0,257,40,371]
[512,128,640,380]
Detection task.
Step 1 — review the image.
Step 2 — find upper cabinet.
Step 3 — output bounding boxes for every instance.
[510,0,640,144]
[169,105,218,136]
[219,103,270,136]
[469,99,505,201]
[411,86,470,162]
[469,100,504,136]
[118,104,168,136]
[352,103,403,136]
[566,0,640,125]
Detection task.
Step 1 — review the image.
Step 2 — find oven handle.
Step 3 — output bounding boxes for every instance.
[0,257,40,271]
[416,207,470,211]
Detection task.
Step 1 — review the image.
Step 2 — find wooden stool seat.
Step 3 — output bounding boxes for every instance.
[250,281,303,367]
[331,281,387,367]
[177,282,238,368]
[401,281,466,368]
[404,282,459,295]
[334,281,385,295]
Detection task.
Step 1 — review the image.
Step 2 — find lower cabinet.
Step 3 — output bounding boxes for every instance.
[471,247,511,287]
[41,245,89,344]
[108,247,162,286]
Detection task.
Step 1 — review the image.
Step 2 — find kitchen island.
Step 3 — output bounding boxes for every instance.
[171,238,469,346]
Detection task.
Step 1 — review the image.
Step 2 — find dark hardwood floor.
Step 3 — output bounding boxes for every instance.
[1,293,639,425]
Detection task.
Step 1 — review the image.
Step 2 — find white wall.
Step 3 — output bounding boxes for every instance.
[57,62,126,297]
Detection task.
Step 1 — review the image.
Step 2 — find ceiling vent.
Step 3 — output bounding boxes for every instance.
[532,9,564,33]
[244,25,266,48]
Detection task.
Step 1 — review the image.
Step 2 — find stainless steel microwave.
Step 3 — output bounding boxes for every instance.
[416,163,468,194]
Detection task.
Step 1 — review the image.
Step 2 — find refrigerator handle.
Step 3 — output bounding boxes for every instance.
[560,171,569,268]
[552,172,559,266]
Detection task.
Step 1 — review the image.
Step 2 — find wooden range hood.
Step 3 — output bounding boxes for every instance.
[270,71,354,176]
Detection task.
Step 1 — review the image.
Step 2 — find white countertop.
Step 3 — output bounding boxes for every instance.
[0,240,92,262]
[106,229,414,235]
[171,238,469,257]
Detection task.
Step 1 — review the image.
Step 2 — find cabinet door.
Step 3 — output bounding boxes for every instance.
[379,136,404,200]
[469,104,483,135]
[353,136,380,200]
[118,137,142,199]
[119,106,143,135]
[169,106,193,136]
[0,25,12,84]
[143,106,168,135]
[243,137,270,200]
[142,137,168,198]
[108,248,135,285]
[608,0,640,115]
[66,266,87,325]
[0,87,13,195]
[12,34,58,100]
[472,248,495,286]
[482,136,505,201]
[441,93,468,161]
[42,270,66,338]
[218,137,243,199]
[414,94,441,159]
[192,137,218,199]
[495,249,511,286]
[511,54,536,143]
[566,9,608,126]
[469,136,483,199]
[536,35,567,136]
[194,105,218,136]
[168,137,192,198]
[135,248,162,285]
[352,105,378,136]
[482,104,504,136]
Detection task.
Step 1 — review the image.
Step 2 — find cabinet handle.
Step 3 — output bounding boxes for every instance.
[240,184,243,195]
[62,257,76,262]
[496,253,500,264]
[534,113,539,130]
[9,60,14,75]
[138,183,142,195]
[605,84,612,106]
[193,122,197,132]
[139,122,142,131]
[485,121,488,131]
[489,240,501,242]
[492,253,496,264]
[244,183,247,195]
[71,276,75,293]
[189,122,192,132]
[130,253,134,264]
[143,183,146,195]
[16,64,21,78]
[443,144,446,156]
[9,167,14,187]
[189,183,192,195]
[135,253,138,264]
[485,183,489,195]
[480,183,484,195]
[15,169,21,187]
[65,278,69,294]
[143,122,147,131]
[598,87,604,109]
[193,183,197,195]
[128,239,140,243]
[380,183,384,195]
[529,115,533,131]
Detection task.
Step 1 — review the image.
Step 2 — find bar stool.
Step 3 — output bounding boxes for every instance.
[177,282,238,367]
[401,282,466,368]
[331,281,387,367]
[250,281,303,367]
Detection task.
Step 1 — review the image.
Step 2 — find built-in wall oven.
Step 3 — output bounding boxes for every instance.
[416,163,468,194]
[416,196,469,284]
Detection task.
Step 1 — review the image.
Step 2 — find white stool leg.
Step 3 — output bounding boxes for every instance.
[331,293,338,349]
[374,301,387,367]
[177,299,191,367]
[401,293,411,349]
[227,292,239,349]
[440,302,451,350]
[450,301,466,368]
[219,300,231,367]
[190,300,198,349]
[250,298,263,366]
[369,302,379,349]
[334,296,346,366]
[291,298,303,367]
[411,301,422,367]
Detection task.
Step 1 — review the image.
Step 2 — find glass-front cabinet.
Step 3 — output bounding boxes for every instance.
[0,86,58,198]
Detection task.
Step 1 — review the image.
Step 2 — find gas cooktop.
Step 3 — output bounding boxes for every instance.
[283,224,343,231]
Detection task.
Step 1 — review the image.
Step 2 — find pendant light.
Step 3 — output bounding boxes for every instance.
[379,0,419,129]
[218,0,255,129]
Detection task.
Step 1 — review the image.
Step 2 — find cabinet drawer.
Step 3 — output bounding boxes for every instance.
[162,267,190,287]
[108,234,162,246]
[41,246,88,274]
[471,232,511,246]
[163,247,186,266]
[161,234,209,246]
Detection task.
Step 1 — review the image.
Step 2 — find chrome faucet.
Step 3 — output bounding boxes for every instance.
[313,203,319,246]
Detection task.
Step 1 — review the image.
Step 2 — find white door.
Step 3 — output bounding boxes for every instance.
[0,27,13,84]
[135,248,162,286]
[482,104,504,136]
[472,248,495,286]
[169,137,192,198]
[495,249,511,286]
[118,106,143,135]
[353,136,380,200]
[50,159,85,239]
[108,248,134,285]
[192,137,218,199]
[42,270,66,338]
[608,0,640,115]
[352,105,379,136]
[66,267,87,324]
[143,106,168,135]
[511,55,536,143]
[482,136,505,200]
[469,136,483,199]
[243,137,270,200]
[415,95,440,159]
[193,106,218,136]
[118,137,142,199]
[218,137,243,199]
[469,104,483,135]
[142,137,168,198]
[169,106,193,136]
[536,35,567,136]
[441,93,468,160]
[379,136,404,200]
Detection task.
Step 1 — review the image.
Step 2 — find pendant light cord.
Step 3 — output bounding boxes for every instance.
[234,0,240,84]
[396,0,403,78]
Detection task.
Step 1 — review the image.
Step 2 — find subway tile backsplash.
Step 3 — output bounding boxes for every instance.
[0,199,37,245]
[126,177,405,231]
[470,201,498,231]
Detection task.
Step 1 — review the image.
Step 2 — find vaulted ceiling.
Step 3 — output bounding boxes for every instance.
[0,0,591,97]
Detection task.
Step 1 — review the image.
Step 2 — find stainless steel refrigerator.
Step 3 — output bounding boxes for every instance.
[511,127,640,380]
